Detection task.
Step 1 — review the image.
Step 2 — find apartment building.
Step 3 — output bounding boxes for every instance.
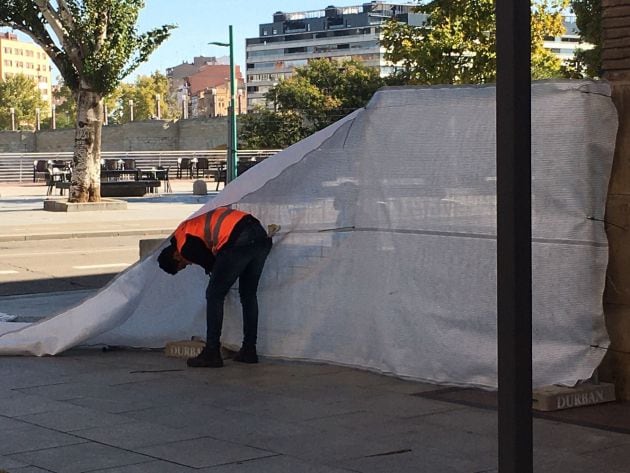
[167,56,246,118]
[186,64,246,118]
[544,13,593,64]
[245,2,417,110]
[245,2,592,111]
[0,32,52,108]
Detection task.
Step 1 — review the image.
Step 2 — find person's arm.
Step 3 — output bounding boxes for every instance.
[180,235,215,273]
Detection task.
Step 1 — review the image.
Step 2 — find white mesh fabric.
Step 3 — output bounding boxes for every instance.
[0,81,617,389]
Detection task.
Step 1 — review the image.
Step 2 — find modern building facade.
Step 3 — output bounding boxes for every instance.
[245,2,418,110]
[0,32,52,109]
[245,2,593,111]
[544,12,593,64]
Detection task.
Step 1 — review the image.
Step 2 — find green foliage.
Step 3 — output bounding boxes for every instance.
[567,0,601,77]
[242,59,384,148]
[52,81,77,128]
[53,73,176,126]
[381,0,569,84]
[267,58,385,131]
[239,107,309,149]
[0,73,48,130]
[114,72,176,123]
[0,0,175,95]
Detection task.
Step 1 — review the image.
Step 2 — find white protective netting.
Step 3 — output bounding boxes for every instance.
[0,81,618,389]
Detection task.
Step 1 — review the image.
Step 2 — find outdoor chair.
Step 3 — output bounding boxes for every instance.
[214,161,227,191]
[195,157,210,178]
[122,159,136,170]
[177,158,193,179]
[45,167,68,196]
[103,159,118,170]
[33,160,48,182]
[157,166,172,193]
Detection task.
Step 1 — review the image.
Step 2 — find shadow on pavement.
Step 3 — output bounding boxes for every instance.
[0,273,117,296]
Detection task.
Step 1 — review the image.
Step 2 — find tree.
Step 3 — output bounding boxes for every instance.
[239,107,309,149]
[568,0,602,77]
[267,58,385,134]
[0,73,48,130]
[0,1,174,202]
[249,58,384,147]
[52,81,76,128]
[381,0,569,85]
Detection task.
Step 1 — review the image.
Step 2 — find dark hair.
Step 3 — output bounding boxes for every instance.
[157,244,180,275]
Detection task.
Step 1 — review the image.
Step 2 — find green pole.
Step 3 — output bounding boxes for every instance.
[229,25,238,182]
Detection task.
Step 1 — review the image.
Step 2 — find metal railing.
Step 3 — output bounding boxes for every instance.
[0,149,281,182]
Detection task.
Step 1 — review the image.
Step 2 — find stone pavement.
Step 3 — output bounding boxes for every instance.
[1,182,629,473]
[0,181,212,242]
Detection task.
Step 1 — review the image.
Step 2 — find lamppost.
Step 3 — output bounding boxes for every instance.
[210,25,238,183]
[35,107,40,131]
[129,99,134,122]
[9,107,15,131]
[51,104,56,130]
[155,93,161,119]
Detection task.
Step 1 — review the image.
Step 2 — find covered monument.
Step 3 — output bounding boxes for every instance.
[0,81,618,389]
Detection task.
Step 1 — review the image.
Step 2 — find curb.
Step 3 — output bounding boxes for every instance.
[0,228,172,242]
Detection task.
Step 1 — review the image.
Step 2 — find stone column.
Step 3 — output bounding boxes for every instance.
[599,0,630,399]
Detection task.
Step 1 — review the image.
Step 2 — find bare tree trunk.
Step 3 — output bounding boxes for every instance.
[69,89,102,203]
[598,0,630,399]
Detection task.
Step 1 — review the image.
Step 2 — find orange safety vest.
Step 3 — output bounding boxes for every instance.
[173,207,248,256]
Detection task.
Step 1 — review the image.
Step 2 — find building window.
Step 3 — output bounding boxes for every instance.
[286,46,307,54]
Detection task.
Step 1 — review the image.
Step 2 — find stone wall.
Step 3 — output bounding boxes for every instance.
[0,117,227,153]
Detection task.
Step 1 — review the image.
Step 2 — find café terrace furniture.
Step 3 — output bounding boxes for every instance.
[176,157,193,179]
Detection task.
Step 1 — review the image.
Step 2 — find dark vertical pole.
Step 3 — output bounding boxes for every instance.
[496,0,532,471]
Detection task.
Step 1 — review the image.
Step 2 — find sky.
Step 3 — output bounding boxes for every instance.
[1,0,371,84]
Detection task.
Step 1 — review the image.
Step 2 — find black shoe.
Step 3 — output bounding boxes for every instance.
[233,345,258,364]
[187,346,223,368]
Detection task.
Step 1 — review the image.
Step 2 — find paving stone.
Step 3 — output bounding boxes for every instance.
[125,403,232,430]
[332,390,459,419]
[580,440,630,471]
[75,459,196,472]
[16,405,135,432]
[8,467,53,473]
[197,454,352,472]
[533,418,630,454]
[73,420,202,449]
[338,447,467,473]
[7,442,150,473]
[0,454,30,470]
[136,436,276,469]
[0,424,86,455]
[0,415,34,431]
[0,393,70,418]
[535,445,629,473]
[303,409,436,437]
[221,392,363,422]
[420,404,497,436]
[246,426,412,463]
[186,407,323,443]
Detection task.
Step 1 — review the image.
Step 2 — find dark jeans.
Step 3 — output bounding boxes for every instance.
[205,225,271,349]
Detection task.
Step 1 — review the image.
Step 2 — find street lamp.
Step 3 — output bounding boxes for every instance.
[155,93,161,119]
[51,104,56,130]
[129,99,134,122]
[210,24,238,183]
[35,108,40,131]
[9,107,15,131]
